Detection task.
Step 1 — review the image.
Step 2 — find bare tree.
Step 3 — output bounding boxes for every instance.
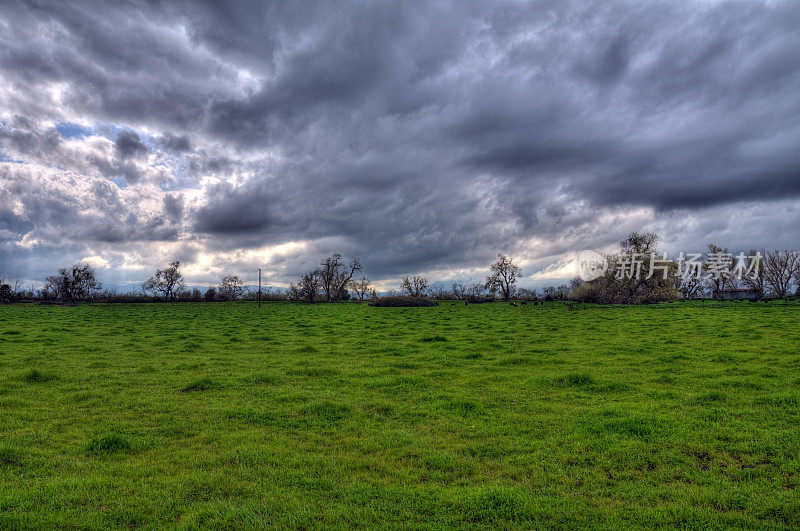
[289,270,320,303]
[400,275,428,297]
[620,232,658,255]
[516,287,538,301]
[45,264,102,303]
[451,282,466,300]
[318,254,362,302]
[740,249,765,298]
[218,275,246,301]
[428,282,447,300]
[762,250,800,298]
[679,275,704,299]
[348,276,373,301]
[466,282,486,300]
[485,254,520,301]
[142,261,185,301]
[704,244,734,297]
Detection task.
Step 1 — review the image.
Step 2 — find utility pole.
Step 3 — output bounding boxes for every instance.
[258,268,262,308]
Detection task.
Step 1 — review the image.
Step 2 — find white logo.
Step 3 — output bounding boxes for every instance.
[578,250,608,281]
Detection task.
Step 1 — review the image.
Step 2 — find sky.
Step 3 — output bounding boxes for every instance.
[1,0,799,291]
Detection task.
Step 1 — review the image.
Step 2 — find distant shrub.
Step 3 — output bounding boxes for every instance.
[369,296,437,307]
[465,296,495,304]
[0,283,12,303]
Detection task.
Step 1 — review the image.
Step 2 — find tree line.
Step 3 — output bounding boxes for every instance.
[0,261,257,304]
[0,252,524,304]
[569,233,800,304]
[2,232,800,304]
[287,253,522,303]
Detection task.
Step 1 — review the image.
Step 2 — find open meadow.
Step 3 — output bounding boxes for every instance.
[1,301,799,528]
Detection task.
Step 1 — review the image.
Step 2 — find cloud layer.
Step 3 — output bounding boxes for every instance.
[2,0,800,289]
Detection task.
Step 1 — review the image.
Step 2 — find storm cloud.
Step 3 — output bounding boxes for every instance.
[2,0,800,288]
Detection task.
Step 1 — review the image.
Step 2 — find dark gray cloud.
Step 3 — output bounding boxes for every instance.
[162,194,184,223]
[2,0,800,287]
[156,133,192,153]
[114,131,148,159]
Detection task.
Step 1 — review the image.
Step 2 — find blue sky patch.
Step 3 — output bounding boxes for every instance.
[55,122,95,139]
[0,153,25,164]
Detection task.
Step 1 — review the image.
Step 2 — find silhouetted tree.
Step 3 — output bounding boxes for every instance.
[0,281,12,303]
[516,287,538,301]
[679,275,704,299]
[466,282,486,300]
[763,249,800,298]
[485,254,520,301]
[349,276,373,300]
[400,275,428,297]
[218,275,246,301]
[142,261,185,301]
[318,254,361,302]
[704,243,734,297]
[428,282,447,300]
[451,282,466,300]
[45,264,102,303]
[289,271,321,303]
[740,249,765,298]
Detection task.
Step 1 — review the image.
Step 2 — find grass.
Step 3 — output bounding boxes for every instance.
[86,433,133,455]
[0,300,799,527]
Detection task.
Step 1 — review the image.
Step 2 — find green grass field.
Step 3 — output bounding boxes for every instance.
[1,301,799,528]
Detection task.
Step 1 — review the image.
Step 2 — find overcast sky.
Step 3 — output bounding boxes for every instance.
[2,0,799,290]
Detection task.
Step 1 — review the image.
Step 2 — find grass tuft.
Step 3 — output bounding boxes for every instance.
[444,399,482,416]
[554,373,595,388]
[23,368,55,383]
[249,373,281,385]
[86,433,132,455]
[693,391,728,404]
[288,367,340,378]
[460,485,528,523]
[295,345,318,353]
[180,378,218,392]
[602,416,663,438]
[300,401,352,422]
